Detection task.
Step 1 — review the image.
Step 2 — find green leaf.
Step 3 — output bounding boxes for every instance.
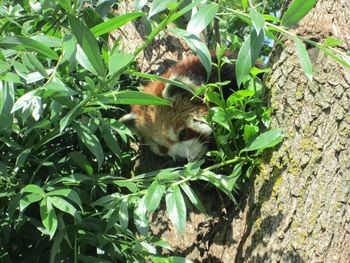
[323,37,344,47]
[69,151,94,176]
[101,121,121,157]
[249,7,265,34]
[36,77,77,99]
[199,171,236,204]
[294,37,313,80]
[68,14,105,76]
[205,90,223,107]
[243,124,258,146]
[59,97,87,133]
[96,90,171,106]
[118,199,129,231]
[227,90,255,106]
[0,36,58,60]
[20,193,43,211]
[47,189,82,207]
[313,43,350,69]
[91,12,144,36]
[245,128,283,152]
[50,196,81,221]
[25,53,49,78]
[108,52,133,75]
[0,81,14,131]
[236,29,264,86]
[165,186,186,233]
[170,0,202,23]
[58,0,72,11]
[210,107,230,130]
[170,28,212,79]
[74,123,104,170]
[149,0,177,18]
[40,198,58,239]
[144,180,166,212]
[134,197,148,236]
[0,73,22,84]
[186,3,218,35]
[31,35,62,48]
[22,184,45,195]
[282,0,317,27]
[180,184,205,213]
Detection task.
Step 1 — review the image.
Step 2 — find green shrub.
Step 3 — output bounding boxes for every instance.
[4,0,344,262]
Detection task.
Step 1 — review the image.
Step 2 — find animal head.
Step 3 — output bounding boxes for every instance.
[120,74,212,162]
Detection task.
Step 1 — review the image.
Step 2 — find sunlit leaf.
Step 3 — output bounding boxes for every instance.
[134,197,148,236]
[166,186,186,233]
[245,128,284,151]
[0,36,58,60]
[91,12,144,36]
[20,193,42,211]
[249,7,265,33]
[294,37,313,80]
[186,3,218,35]
[68,14,105,76]
[149,0,177,18]
[236,29,264,86]
[40,198,57,239]
[50,196,82,221]
[282,0,317,27]
[144,180,166,212]
[170,28,212,79]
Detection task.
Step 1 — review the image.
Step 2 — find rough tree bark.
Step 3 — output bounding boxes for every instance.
[116,0,350,262]
[230,0,350,261]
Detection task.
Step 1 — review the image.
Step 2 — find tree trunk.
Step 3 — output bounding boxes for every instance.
[229,0,350,262]
[116,0,350,262]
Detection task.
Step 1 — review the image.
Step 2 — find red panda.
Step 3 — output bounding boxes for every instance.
[120,53,237,162]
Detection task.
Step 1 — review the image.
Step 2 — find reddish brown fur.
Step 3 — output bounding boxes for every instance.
[128,52,236,158]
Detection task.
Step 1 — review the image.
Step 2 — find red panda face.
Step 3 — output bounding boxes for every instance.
[120,74,212,162]
[120,53,236,163]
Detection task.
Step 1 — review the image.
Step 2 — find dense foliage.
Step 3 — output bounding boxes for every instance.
[1,0,348,262]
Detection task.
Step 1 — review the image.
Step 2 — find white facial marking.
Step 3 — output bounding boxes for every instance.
[188,118,212,136]
[168,138,207,162]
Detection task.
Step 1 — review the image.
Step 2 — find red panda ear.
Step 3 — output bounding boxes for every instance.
[118,112,137,132]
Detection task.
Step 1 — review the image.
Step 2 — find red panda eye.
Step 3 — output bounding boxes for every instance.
[178,128,188,141]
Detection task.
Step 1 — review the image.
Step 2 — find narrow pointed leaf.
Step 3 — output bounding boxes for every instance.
[68,14,105,76]
[170,28,212,79]
[118,199,129,231]
[186,3,218,35]
[294,37,313,80]
[74,123,104,170]
[235,29,264,86]
[144,180,166,212]
[165,186,186,233]
[0,36,58,60]
[50,196,81,221]
[245,128,283,151]
[249,7,265,33]
[282,0,317,27]
[91,12,144,36]
[40,198,58,239]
